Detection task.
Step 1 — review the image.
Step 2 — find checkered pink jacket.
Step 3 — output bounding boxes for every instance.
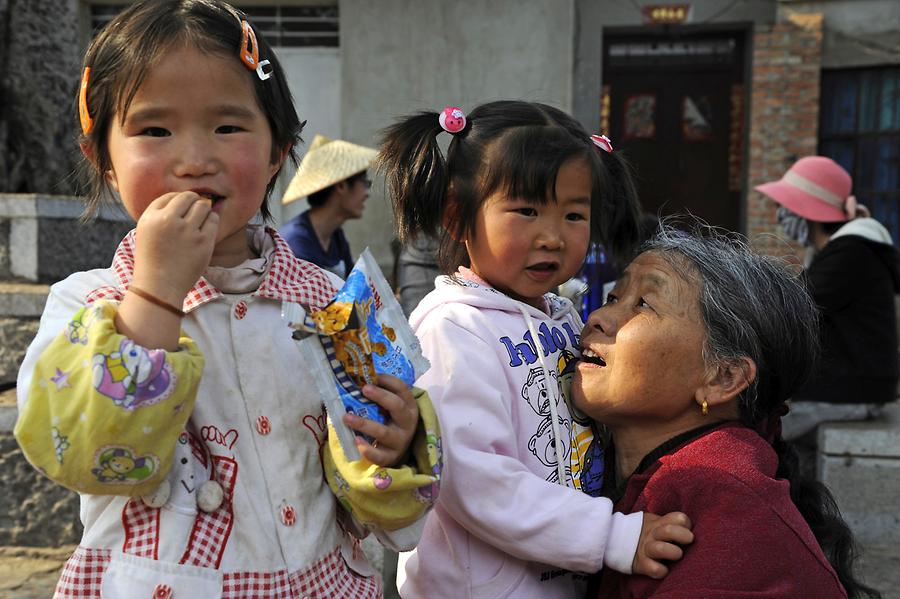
[17,227,412,598]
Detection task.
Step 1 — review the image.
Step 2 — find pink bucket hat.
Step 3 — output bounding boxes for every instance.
[754,156,853,222]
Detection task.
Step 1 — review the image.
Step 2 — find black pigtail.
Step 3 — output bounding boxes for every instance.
[377,112,449,242]
[595,150,642,267]
[772,438,882,599]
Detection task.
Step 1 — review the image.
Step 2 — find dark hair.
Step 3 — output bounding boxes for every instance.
[77,0,302,221]
[307,170,367,209]
[643,223,881,599]
[378,100,641,274]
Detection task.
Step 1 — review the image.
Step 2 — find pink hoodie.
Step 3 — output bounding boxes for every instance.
[401,272,642,599]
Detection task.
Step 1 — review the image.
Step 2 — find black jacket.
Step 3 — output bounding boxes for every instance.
[795,231,900,404]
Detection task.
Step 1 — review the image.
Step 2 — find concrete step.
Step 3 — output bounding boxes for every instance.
[0,283,48,387]
[0,194,132,284]
[819,404,900,547]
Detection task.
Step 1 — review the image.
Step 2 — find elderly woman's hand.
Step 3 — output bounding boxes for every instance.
[632,511,694,578]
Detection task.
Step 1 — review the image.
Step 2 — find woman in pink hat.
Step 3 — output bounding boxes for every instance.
[756,156,900,453]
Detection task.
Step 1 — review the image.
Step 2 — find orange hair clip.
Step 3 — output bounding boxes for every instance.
[239,20,260,69]
[239,20,272,80]
[79,67,94,136]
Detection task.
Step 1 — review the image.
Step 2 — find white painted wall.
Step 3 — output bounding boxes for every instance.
[270,46,342,227]
[340,0,576,270]
[785,1,900,68]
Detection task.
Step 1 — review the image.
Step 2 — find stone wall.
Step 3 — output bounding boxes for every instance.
[747,10,823,260]
[0,392,81,547]
[0,0,81,195]
[0,194,133,387]
[0,194,133,285]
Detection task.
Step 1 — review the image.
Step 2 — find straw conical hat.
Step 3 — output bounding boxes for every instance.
[282,134,378,205]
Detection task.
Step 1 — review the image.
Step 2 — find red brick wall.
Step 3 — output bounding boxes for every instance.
[747,11,823,261]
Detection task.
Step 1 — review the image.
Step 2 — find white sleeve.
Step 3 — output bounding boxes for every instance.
[417,315,642,573]
[17,278,95,411]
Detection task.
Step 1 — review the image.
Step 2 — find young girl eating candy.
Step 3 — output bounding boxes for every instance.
[379,101,694,598]
[14,1,440,597]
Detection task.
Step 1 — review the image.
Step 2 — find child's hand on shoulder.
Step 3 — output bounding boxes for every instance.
[343,374,419,468]
[633,511,694,579]
[132,191,219,305]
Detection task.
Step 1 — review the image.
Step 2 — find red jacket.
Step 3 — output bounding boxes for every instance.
[595,423,847,598]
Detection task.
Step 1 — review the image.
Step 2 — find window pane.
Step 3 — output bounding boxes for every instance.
[860,71,881,132]
[857,138,877,190]
[820,140,855,175]
[880,69,900,132]
[869,195,899,244]
[873,137,900,192]
[821,72,858,135]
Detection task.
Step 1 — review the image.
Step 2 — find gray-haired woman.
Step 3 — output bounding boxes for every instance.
[576,226,879,598]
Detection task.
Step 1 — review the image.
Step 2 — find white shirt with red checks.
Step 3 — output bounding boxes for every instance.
[17,226,418,598]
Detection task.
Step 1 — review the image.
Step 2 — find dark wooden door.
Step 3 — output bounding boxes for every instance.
[604,32,746,232]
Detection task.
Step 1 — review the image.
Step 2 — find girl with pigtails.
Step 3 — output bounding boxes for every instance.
[378,101,694,599]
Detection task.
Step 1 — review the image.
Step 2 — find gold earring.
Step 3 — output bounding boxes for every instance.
[701,400,709,416]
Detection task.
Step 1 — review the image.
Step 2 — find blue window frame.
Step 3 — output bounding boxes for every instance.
[820,67,900,241]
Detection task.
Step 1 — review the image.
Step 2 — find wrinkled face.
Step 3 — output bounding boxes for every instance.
[466,157,592,309]
[573,251,710,425]
[104,44,283,262]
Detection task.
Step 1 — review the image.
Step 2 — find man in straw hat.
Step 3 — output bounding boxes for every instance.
[756,156,900,463]
[279,134,378,278]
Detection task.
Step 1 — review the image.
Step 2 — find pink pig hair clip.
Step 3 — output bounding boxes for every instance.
[591,134,613,153]
[439,106,467,134]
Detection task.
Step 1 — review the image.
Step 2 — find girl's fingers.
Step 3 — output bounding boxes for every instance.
[373,373,406,395]
[361,384,405,416]
[343,412,391,444]
[199,210,220,235]
[646,540,684,562]
[183,197,214,229]
[363,376,418,427]
[354,438,395,467]
[158,191,202,217]
[144,191,181,212]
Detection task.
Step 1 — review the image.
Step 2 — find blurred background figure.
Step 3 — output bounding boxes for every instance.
[756,156,900,468]
[279,134,377,277]
[395,236,440,317]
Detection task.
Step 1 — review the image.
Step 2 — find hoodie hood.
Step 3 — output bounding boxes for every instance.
[410,267,577,329]
[831,217,894,245]
[829,218,900,291]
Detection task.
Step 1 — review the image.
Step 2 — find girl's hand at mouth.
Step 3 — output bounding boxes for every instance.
[131,191,220,307]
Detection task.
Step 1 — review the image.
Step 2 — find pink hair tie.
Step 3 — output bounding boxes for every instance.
[439,106,466,134]
[591,134,613,153]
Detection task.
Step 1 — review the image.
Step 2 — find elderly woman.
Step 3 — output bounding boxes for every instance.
[575,227,878,598]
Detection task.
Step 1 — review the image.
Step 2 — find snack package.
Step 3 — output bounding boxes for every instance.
[283,248,430,461]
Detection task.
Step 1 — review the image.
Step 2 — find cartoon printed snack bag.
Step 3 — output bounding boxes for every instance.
[283,248,430,461]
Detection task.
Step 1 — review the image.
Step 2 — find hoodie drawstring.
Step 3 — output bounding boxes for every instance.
[518,305,571,488]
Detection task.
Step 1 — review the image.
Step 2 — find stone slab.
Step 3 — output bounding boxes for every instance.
[0,318,40,388]
[819,418,900,458]
[0,406,15,435]
[0,195,129,222]
[0,433,82,547]
[0,284,49,317]
[820,454,900,545]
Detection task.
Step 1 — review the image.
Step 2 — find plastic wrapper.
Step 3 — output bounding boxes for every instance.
[282,248,430,461]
